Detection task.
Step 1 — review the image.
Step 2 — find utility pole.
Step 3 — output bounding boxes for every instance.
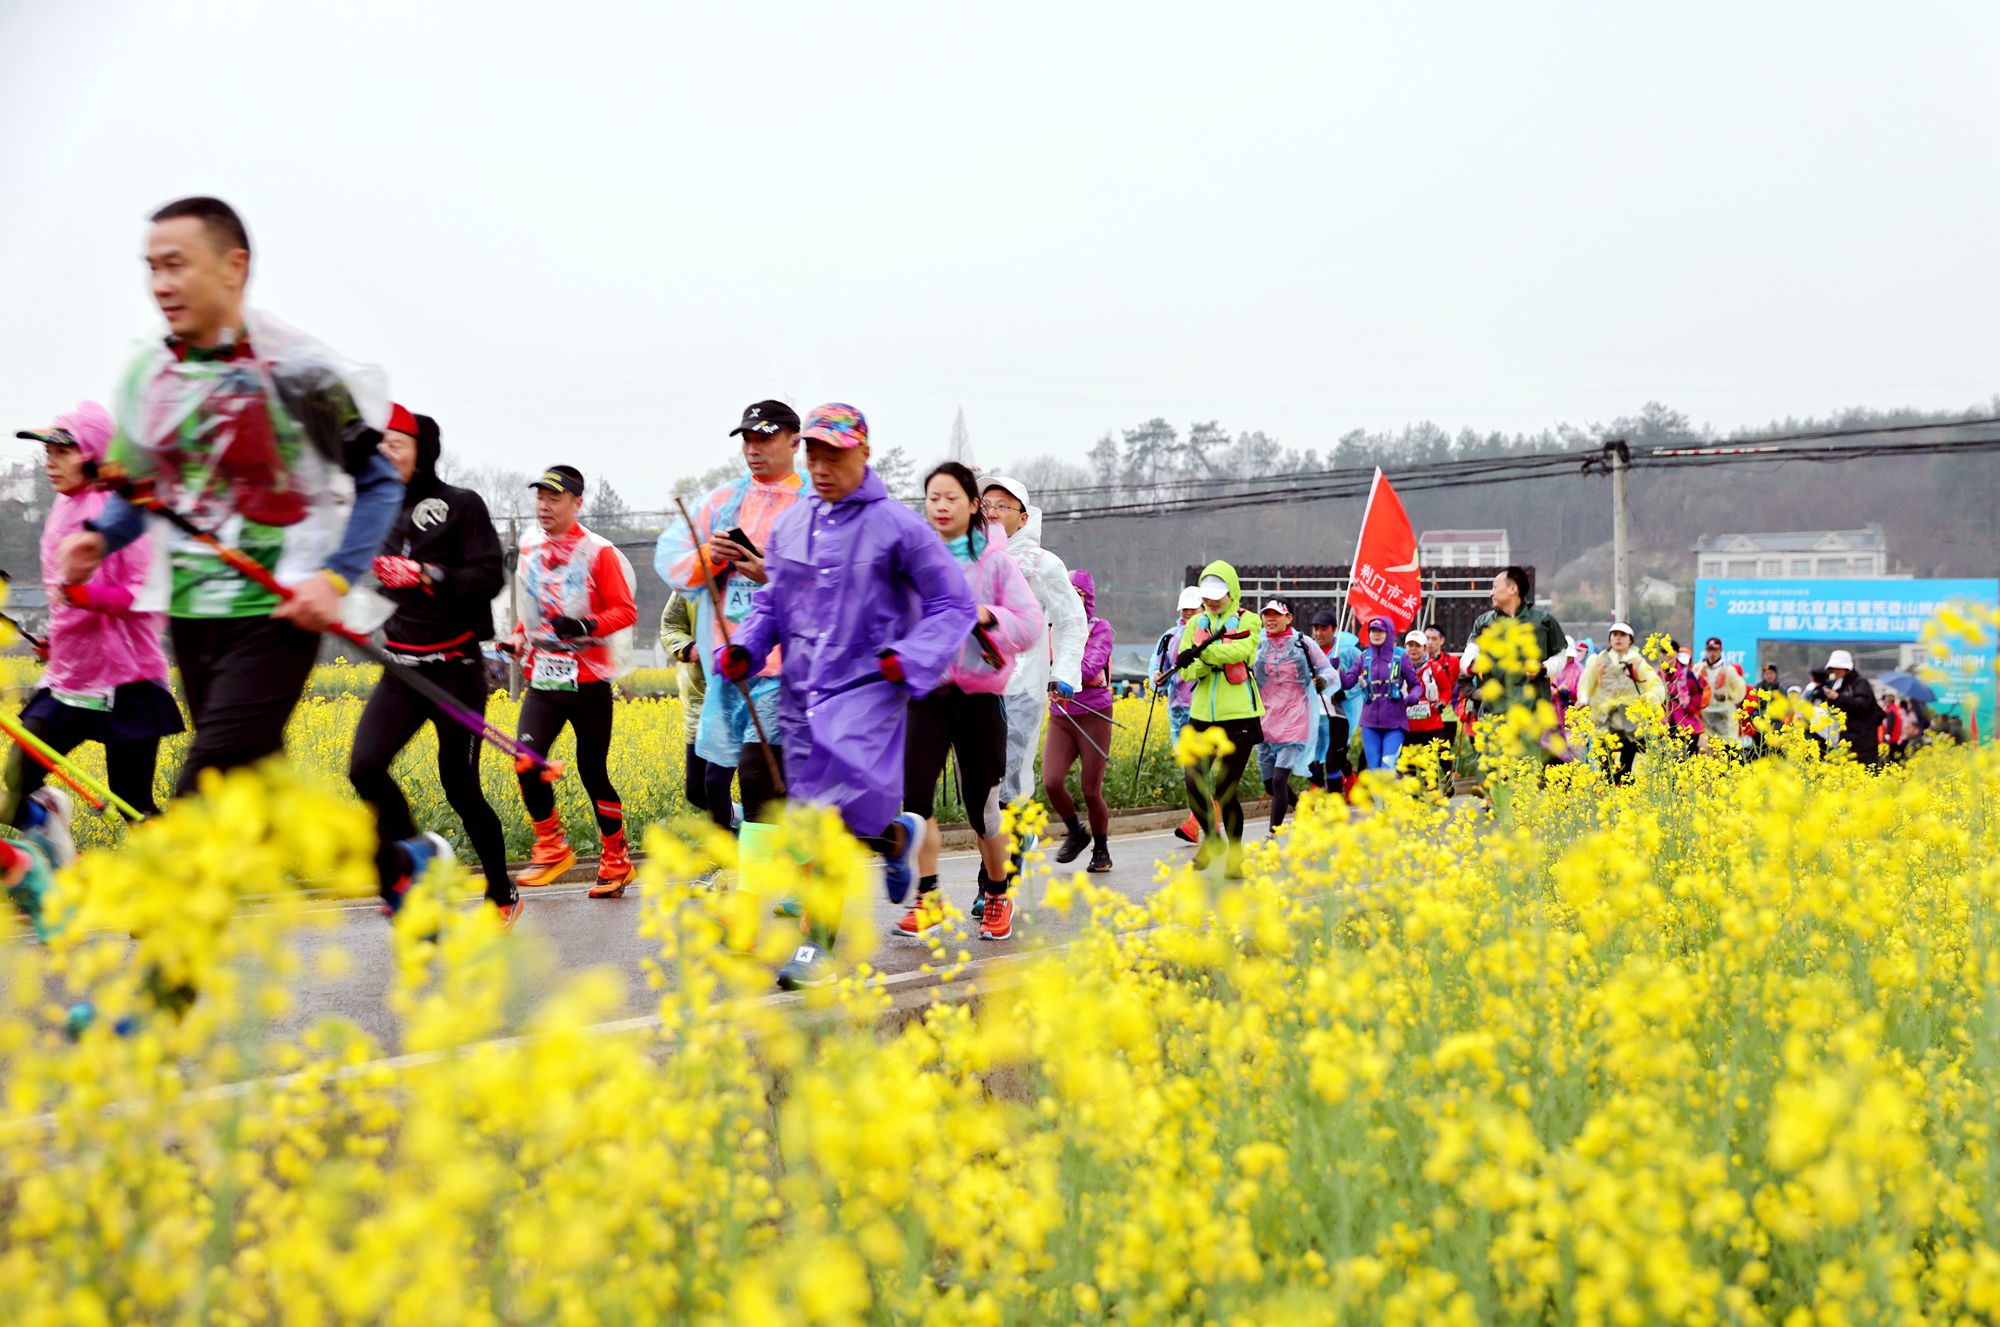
[1606,439,1631,623]
[504,515,523,698]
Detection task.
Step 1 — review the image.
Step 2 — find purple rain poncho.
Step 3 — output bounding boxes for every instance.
[726,468,977,838]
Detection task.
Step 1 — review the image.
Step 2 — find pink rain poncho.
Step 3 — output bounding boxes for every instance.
[37,402,171,698]
[940,524,1040,695]
[727,468,976,838]
[1253,625,1336,747]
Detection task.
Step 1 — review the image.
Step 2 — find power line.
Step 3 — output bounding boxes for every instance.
[1036,416,2000,522]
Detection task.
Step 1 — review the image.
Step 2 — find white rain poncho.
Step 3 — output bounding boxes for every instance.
[999,507,1087,805]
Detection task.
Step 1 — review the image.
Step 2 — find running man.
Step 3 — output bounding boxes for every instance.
[346,407,519,925]
[56,196,403,793]
[719,404,976,989]
[7,402,182,837]
[656,401,804,830]
[506,465,639,897]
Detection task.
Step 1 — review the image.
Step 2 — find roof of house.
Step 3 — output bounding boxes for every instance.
[1419,529,1508,543]
[1690,522,1885,555]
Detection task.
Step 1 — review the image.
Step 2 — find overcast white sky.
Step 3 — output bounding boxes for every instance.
[3,1,1994,509]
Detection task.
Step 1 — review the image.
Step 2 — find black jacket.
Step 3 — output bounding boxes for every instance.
[1820,671,1885,765]
[376,417,504,653]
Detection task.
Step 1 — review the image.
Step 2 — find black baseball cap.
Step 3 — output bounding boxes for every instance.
[730,400,802,438]
[528,464,585,496]
[1310,610,1339,628]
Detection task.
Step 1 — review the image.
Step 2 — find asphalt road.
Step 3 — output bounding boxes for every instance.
[262,826,1199,1054]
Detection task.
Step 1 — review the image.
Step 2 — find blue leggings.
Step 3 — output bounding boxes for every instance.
[1360,726,1405,773]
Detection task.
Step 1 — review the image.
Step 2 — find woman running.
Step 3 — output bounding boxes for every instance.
[6,401,181,840]
[896,462,1039,943]
[1251,599,1334,832]
[1172,561,1264,877]
[1045,569,1118,872]
[1338,617,1423,775]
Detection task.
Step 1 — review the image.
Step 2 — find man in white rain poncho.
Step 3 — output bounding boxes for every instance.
[977,477,1086,860]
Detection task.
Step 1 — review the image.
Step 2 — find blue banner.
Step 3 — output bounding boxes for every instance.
[1693,577,1998,736]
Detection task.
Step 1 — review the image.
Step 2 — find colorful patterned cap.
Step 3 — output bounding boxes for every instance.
[798,402,868,450]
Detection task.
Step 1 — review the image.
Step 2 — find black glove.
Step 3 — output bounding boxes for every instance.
[548,614,596,640]
[1174,645,1203,672]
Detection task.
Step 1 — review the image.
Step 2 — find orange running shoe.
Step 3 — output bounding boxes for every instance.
[978,893,1014,941]
[516,814,575,887]
[894,892,946,942]
[589,828,636,899]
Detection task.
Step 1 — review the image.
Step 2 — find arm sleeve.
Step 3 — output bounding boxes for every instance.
[654,489,730,592]
[83,493,148,556]
[1178,618,1213,681]
[1577,656,1602,706]
[660,594,699,661]
[323,451,404,585]
[1337,656,1364,690]
[1079,620,1115,684]
[986,555,1042,656]
[1041,556,1088,691]
[1637,660,1667,706]
[74,583,136,615]
[589,544,638,636]
[430,495,506,604]
[883,521,978,694]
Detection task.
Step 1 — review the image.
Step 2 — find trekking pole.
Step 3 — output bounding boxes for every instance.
[0,611,47,654]
[0,572,51,655]
[672,497,785,795]
[1053,705,1114,764]
[1128,685,1158,802]
[0,708,145,820]
[91,471,566,783]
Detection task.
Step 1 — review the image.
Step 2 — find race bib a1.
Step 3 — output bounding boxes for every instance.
[531,651,579,691]
[723,574,757,622]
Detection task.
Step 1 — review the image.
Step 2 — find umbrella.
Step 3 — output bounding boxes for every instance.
[1878,671,1937,705]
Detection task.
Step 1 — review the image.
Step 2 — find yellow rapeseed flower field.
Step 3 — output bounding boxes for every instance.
[3,680,2000,1323]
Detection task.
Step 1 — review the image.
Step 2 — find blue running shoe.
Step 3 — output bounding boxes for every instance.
[385,832,454,916]
[882,812,926,906]
[776,941,833,990]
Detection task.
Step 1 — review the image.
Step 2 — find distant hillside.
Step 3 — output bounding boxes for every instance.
[1027,400,2000,646]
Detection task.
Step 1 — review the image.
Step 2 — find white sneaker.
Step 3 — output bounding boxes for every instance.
[26,788,75,870]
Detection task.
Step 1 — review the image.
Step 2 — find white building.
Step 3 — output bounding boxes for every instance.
[1418,528,1510,568]
[1692,524,1888,579]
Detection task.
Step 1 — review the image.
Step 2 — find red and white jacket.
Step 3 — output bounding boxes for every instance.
[511,521,638,687]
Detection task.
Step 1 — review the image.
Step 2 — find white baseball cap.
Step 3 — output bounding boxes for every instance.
[1404,630,1425,646]
[1608,621,1635,637]
[1261,598,1292,616]
[1198,574,1229,599]
[1177,585,1203,611]
[1826,649,1855,670]
[979,475,1030,511]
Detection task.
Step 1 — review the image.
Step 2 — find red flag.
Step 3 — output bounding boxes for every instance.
[1346,469,1422,632]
